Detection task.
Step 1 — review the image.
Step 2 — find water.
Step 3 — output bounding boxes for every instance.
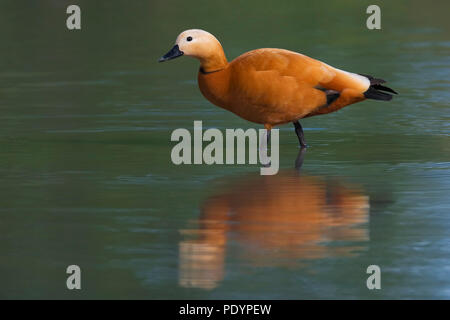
[0,0,449,299]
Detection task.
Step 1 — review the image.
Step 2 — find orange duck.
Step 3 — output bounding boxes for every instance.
[159,29,397,147]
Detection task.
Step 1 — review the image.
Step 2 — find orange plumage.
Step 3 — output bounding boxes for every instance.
[160,29,397,146]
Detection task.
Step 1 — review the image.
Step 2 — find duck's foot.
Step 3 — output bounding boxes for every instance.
[293,121,307,148]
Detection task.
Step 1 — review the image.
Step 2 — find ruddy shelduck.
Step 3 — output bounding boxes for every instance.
[159,29,397,147]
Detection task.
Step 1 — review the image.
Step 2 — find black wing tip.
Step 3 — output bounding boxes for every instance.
[326,91,340,105]
[364,86,393,101]
[359,73,398,100]
[358,73,386,85]
[372,84,398,95]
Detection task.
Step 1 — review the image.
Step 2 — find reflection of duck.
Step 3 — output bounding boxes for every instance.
[179,169,370,289]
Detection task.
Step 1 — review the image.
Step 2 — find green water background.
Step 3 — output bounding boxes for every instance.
[0,0,449,299]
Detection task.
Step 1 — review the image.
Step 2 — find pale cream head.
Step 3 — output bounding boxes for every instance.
[160,29,228,72]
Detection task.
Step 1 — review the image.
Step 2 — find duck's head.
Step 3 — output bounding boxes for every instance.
[159,29,228,72]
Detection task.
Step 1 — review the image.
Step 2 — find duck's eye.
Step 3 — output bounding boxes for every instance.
[187,36,193,42]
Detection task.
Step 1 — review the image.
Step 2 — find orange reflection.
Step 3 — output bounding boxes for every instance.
[179,170,369,289]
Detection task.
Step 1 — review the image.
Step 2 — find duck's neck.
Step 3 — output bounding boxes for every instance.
[199,44,228,73]
[198,61,231,111]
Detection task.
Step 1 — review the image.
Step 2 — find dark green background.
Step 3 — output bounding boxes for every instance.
[0,0,449,299]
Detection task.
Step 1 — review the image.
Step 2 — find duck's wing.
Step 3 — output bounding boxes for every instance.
[229,49,395,121]
[306,65,397,117]
[229,49,334,120]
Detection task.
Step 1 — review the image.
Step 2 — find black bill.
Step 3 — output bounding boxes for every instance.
[158,45,184,62]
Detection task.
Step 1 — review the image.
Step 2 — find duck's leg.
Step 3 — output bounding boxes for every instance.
[295,147,307,169]
[259,127,271,167]
[263,124,272,149]
[293,121,307,148]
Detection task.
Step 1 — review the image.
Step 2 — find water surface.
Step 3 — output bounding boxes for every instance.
[0,0,449,299]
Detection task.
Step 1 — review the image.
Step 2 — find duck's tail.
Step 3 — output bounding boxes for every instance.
[360,74,398,101]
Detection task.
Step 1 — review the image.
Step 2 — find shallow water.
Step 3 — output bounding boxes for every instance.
[0,0,449,299]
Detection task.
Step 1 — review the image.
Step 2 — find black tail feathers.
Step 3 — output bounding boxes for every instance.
[359,73,398,101]
[364,86,394,101]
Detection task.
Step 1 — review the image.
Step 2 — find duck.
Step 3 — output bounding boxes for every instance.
[159,29,397,147]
